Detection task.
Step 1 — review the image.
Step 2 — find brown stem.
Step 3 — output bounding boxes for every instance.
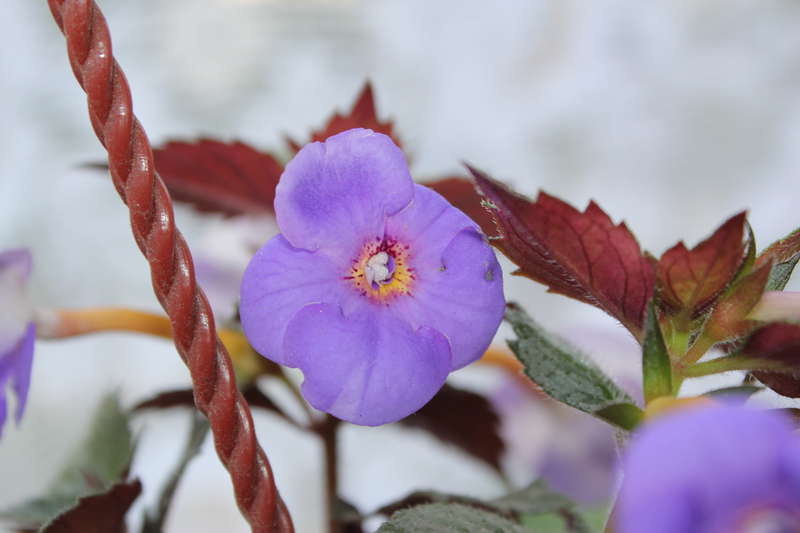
[315,416,341,533]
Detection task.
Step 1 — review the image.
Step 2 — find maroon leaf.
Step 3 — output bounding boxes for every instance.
[398,384,504,472]
[657,213,749,319]
[152,139,283,216]
[422,176,496,236]
[701,260,773,344]
[287,82,401,152]
[469,165,655,339]
[746,323,800,398]
[132,388,195,411]
[134,385,289,422]
[42,480,141,533]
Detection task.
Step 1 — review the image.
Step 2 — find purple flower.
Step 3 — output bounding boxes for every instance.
[240,129,504,425]
[0,248,35,436]
[618,405,800,533]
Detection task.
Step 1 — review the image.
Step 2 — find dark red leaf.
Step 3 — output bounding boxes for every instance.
[132,389,195,411]
[241,383,283,415]
[398,384,504,472]
[153,139,283,216]
[657,213,748,318]
[422,176,496,235]
[701,260,773,344]
[469,165,655,339]
[134,385,291,422]
[746,323,800,398]
[287,82,401,151]
[42,480,141,533]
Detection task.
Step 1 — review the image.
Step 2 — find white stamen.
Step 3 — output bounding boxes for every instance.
[365,252,391,287]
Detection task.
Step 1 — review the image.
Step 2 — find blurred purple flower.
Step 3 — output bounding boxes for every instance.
[0,248,35,437]
[618,405,800,533]
[240,128,504,425]
[193,214,277,324]
[494,380,621,505]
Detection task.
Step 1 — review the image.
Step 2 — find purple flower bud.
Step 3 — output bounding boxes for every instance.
[0,248,35,436]
[618,405,800,533]
[240,129,505,425]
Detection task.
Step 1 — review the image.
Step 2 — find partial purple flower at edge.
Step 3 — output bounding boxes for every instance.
[0,248,35,437]
[240,129,505,425]
[618,404,800,533]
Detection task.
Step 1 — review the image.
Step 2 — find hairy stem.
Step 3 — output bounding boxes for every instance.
[682,355,789,378]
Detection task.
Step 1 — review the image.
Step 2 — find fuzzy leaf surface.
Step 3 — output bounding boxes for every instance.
[756,227,800,291]
[505,304,642,430]
[657,213,748,318]
[471,166,654,338]
[152,139,283,216]
[399,384,504,472]
[376,503,527,533]
[642,301,672,403]
[377,481,589,532]
[701,260,772,344]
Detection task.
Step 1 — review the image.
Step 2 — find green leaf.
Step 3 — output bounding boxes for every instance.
[0,393,135,531]
[142,412,209,533]
[376,480,590,533]
[765,255,800,292]
[0,495,79,530]
[703,385,762,401]
[492,481,591,533]
[505,303,643,430]
[756,227,800,291]
[52,393,134,494]
[642,301,673,403]
[376,503,527,533]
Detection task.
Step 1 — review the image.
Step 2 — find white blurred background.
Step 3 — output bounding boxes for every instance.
[2,0,800,531]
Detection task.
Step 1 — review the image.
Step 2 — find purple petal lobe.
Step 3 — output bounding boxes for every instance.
[618,405,800,533]
[275,129,414,255]
[283,304,451,425]
[0,248,33,355]
[240,235,366,367]
[387,185,505,369]
[0,322,35,436]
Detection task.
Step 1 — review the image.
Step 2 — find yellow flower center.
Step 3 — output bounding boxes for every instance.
[347,238,415,303]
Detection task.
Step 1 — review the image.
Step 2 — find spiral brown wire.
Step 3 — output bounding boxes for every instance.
[46,1,294,531]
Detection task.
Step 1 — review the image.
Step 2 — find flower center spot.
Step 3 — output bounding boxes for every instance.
[365,252,395,288]
[348,238,414,302]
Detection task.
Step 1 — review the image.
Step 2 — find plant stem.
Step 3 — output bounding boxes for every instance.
[682,355,789,378]
[316,415,341,533]
[142,412,209,533]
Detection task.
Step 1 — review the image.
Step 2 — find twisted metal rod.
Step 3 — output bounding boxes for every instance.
[46,1,294,531]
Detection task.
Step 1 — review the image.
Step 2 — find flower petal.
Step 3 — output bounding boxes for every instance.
[0,248,33,355]
[275,129,414,255]
[283,303,451,425]
[0,322,35,436]
[240,235,363,366]
[387,185,505,369]
[618,405,800,533]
